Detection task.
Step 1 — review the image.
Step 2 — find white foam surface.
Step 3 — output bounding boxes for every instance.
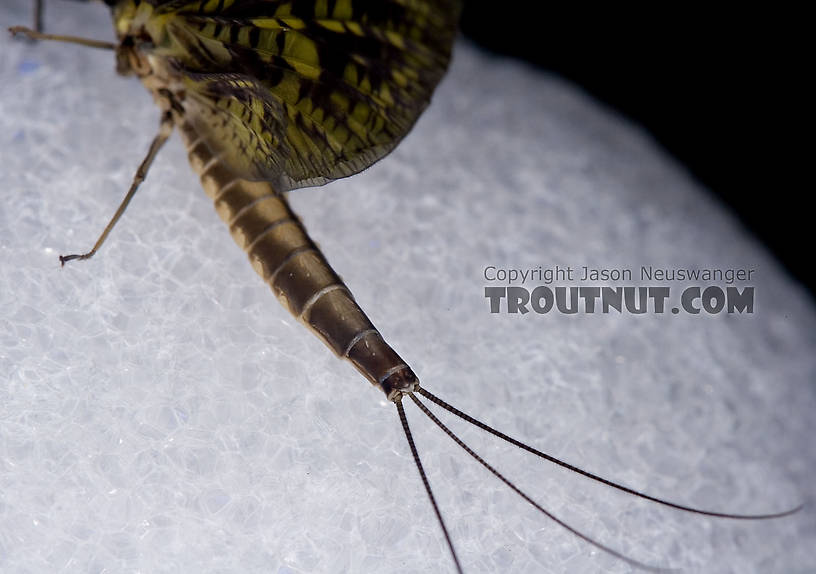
[1,2,814,573]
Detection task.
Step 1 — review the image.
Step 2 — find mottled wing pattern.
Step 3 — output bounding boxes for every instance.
[152,0,461,190]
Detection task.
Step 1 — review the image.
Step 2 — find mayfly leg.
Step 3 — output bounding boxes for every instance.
[58,112,175,265]
[9,25,116,50]
[6,24,165,266]
[9,16,178,268]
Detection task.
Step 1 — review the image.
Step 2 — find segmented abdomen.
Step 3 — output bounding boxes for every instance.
[178,122,418,399]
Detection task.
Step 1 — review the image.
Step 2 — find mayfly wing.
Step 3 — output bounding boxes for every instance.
[127,0,461,190]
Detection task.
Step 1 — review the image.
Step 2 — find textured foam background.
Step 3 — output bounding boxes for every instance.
[1,2,814,573]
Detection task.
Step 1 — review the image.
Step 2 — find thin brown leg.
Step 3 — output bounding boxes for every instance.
[8,25,116,50]
[60,113,175,266]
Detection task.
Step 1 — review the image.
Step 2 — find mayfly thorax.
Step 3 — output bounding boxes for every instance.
[8,1,801,572]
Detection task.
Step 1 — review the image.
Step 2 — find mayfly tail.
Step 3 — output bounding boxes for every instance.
[396,399,464,574]
[417,387,803,520]
[407,392,673,573]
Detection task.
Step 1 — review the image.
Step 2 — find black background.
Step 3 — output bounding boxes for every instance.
[461,4,810,298]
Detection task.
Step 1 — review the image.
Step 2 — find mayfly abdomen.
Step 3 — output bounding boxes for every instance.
[179,121,418,398]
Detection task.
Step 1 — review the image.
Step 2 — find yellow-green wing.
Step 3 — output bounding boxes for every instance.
[150,0,461,190]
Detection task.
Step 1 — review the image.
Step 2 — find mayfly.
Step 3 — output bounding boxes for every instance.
[9,0,800,571]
